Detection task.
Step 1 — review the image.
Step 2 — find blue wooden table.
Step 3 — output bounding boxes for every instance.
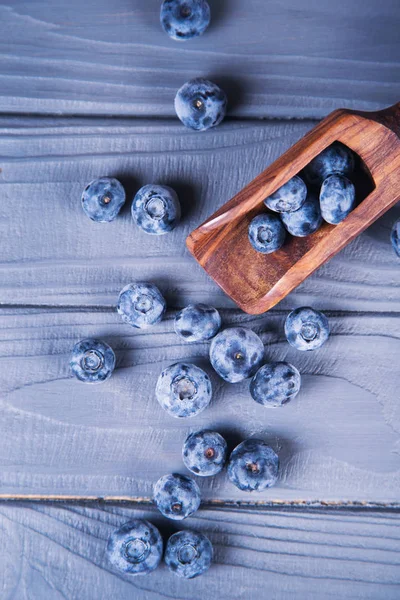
[0,1,399,598]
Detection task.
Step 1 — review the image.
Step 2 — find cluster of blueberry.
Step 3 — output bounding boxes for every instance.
[248,142,358,255]
[154,435,278,511]
[160,1,228,131]
[82,177,181,234]
[107,519,212,579]
[106,433,280,579]
[71,0,398,581]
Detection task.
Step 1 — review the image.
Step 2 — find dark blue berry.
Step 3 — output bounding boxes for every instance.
[117,283,166,329]
[228,439,279,492]
[280,190,322,237]
[183,430,227,476]
[132,185,181,235]
[165,530,213,578]
[250,362,301,407]
[264,175,307,213]
[156,363,212,418]
[210,327,264,383]
[248,213,286,254]
[106,520,163,575]
[304,142,355,186]
[160,0,211,41]
[285,307,330,351]
[392,219,400,257]
[174,304,221,342]
[70,338,115,384]
[175,78,227,131]
[320,174,356,224]
[81,177,125,222]
[153,473,201,520]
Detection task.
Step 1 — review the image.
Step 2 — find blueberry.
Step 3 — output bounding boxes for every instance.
[153,473,201,520]
[210,327,264,383]
[106,519,163,575]
[132,185,181,235]
[285,306,330,351]
[392,219,400,257]
[250,362,301,407]
[165,530,213,578]
[161,0,211,41]
[156,363,212,418]
[174,304,221,342]
[117,283,166,329]
[280,190,322,237]
[81,177,125,222]
[264,175,307,213]
[248,213,286,254]
[183,430,227,476]
[228,439,279,492]
[70,338,115,384]
[320,174,356,225]
[175,78,227,131]
[304,142,355,186]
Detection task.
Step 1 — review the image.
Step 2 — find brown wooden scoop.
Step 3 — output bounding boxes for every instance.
[187,103,400,314]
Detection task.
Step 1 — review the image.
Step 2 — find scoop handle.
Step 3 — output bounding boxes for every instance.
[368,102,400,137]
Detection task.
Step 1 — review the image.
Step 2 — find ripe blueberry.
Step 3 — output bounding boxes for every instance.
[320,174,356,224]
[182,430,227,476]
[210,327,264,383]
[165,530,213,578]
[250,362,301,407]
[156,363,212,418]
[70,338,115,384]
[248,213,286,254]
[117,283,166,329]
[228,439,279,492]
[175,78,227,131]
[81,177,125,222]
[285,306,330,351]
[264,175,307,213]
[107,519,163,575]
[153,473,201,520]
[132,184,181,235]
[160,0,211,41]
[174,304,221,342]
[280,190,322,237]
[391,218,400,257]
[304,142,355,186]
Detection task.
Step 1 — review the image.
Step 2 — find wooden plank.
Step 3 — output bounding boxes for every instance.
[0,117,399,311]
[0,502,399,599]
[0,0,398,118]
[0,307,399,502]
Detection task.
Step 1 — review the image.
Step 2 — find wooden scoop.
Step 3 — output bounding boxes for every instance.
[186,103,400,314]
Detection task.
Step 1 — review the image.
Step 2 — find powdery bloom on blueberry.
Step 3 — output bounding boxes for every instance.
[107,520,163,575]
[183,430,227,476]
[285,307,330,351]
[153,473,201,520]
[81,177,125,222]
[280,190,322,237]
[165,530,213,578]
[210,327,264,383]
[175,78,227,131]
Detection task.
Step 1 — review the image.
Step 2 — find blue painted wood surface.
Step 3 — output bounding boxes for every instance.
[0,0,399,598]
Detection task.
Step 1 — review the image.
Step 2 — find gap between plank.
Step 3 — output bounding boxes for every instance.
[0,496,399,511]
[1,304,400,319]
[0,112,318,124]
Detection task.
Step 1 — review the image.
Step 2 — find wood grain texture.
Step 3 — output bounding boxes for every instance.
[188,104,400,313]
[0,117,399,311]
[0,0,398,118]
[0,307,399,502]
[1,502,399,599]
